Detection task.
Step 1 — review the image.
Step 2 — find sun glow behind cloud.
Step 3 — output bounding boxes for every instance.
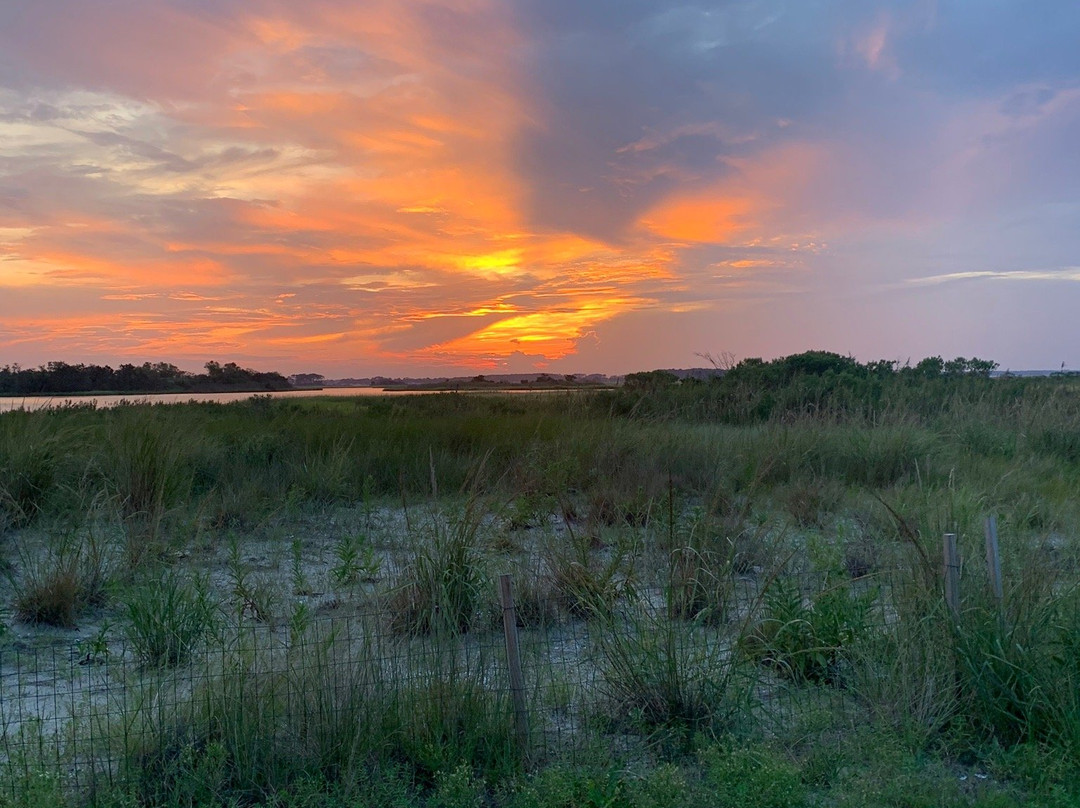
[0,0,815,373]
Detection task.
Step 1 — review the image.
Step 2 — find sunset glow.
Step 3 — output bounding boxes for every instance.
[2,2,1080,374]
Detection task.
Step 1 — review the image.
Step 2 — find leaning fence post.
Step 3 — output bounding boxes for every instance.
[498,574,530,765]
[984,516,1003,606]
[943,533,960,618]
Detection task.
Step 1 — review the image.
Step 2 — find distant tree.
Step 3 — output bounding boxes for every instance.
[911,356,945,378]
[290,373,326,387]
[866,359,898,378]
[623,370,679,389]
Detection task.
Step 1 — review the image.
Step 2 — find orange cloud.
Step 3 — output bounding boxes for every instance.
[1,0,797,372]
[639,143,828,246]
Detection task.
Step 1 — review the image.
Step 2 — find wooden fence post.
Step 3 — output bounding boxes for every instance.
[943,533,960,617]
[498,574,530,765]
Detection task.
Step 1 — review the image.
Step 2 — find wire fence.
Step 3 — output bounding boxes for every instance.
[0,539,985,799]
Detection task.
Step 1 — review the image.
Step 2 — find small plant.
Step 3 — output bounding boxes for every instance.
[503,492,552,531]
[700,742,805,808]
[432,762,486,808]
[122,570,217,666]
[290,538,313,596]
[331,532,380,588]
[77,621,112,665]
[741,575,875,686]
[287,600,311,646]
[225,533,276,622]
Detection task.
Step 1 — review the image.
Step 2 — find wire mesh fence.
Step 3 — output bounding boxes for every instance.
[0,541,985,799]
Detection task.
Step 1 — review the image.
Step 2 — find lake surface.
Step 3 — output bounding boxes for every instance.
[0,386,430,412]
[0,385,582,412]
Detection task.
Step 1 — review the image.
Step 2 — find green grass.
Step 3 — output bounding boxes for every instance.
[3,372,1080,806]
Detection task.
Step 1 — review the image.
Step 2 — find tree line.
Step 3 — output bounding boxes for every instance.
[0,361,292,395]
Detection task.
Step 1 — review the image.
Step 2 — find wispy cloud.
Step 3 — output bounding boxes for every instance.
[907,268,1080,287]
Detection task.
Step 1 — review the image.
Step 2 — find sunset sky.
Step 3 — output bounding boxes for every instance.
[2,1,1079,376]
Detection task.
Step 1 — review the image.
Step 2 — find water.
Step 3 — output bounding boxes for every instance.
[0,386,423,412]
[0,385,576,412]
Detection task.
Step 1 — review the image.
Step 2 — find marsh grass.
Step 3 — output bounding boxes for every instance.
[663,509,735,625]
[388,502,488,635]
[117,618,518,805]
[952,563,1080,754]
[4,375,1080,805]
[8,528,110,627]
[100,414,190,569]
[593,590,754,743]
[543,526,634,620]
[121,570,217,667]
[0,413,59,533]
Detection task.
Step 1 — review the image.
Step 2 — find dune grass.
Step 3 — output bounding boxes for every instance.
[2,370,1080,805]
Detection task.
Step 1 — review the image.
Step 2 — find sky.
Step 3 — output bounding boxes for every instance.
[1,1,1079,377]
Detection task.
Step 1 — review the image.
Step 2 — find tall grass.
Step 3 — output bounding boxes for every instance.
[7,527,110,627]
[0,412,59,533]
[121,570,217,667]
[388,502,489,635]
[100,412,190,569]
[5,375,1080,804]
[118,619,518,805]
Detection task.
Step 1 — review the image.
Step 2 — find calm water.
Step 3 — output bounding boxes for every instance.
[0,386,427,413]
[0,385,578,413]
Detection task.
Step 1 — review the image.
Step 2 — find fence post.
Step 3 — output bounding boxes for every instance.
[984,516,1003,606]
[498,574,530,765]
[943,533,960,617]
